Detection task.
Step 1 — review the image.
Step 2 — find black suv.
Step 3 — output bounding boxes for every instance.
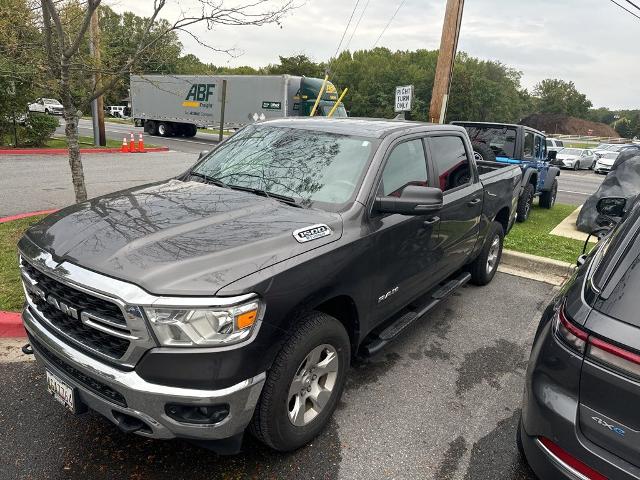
[519,195,640,479]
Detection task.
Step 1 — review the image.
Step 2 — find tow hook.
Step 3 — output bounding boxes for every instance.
[21,343,34,355]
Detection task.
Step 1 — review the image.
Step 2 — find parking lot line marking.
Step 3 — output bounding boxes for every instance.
[558,190,590,196]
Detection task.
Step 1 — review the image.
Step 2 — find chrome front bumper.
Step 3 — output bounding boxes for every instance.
[24,307,265,441]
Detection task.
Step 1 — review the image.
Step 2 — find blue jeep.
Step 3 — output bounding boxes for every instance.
[452,121,560,222]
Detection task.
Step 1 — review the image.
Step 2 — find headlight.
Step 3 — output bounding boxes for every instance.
[145,300,263,347]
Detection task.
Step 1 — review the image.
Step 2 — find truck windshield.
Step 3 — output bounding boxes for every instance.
[465,126,517,158]
[191,124,377,210]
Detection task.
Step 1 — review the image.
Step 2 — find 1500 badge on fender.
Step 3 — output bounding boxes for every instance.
[292,224,332,243]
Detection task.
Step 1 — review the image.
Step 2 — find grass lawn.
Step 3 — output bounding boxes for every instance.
[0,215,45,312]
[504,203,593,263]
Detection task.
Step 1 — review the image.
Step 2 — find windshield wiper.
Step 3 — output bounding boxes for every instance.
[189,172,229,189]
[227,185,303,208]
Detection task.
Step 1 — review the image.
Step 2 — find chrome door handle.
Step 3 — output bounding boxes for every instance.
[467,198,481,206]
[423,216,440,226]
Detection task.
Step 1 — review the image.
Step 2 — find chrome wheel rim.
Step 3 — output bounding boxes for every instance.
[287,344,339,427]
[159,124,166,135]
[486,235,501,275]
[474,151,483,161]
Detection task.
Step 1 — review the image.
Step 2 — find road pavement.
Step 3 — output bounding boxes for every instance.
[555,170,604,206]
[0,272,551,479]
[0,151,196,216]
[56,119,225,154]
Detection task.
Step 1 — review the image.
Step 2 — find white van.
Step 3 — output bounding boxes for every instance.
[106,106,127,118]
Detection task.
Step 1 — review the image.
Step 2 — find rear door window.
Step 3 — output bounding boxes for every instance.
[429,135,472,192]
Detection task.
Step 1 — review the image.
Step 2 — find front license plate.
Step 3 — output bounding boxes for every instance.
[46,370,76,413]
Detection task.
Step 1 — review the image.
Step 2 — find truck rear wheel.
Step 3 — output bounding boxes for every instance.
[516,183,535,223]
[145,120,158,136]
[250,311,350,452]
[469,221,504,286]
[186,124,197,137]
[157,122,172,137]
[539,178,557,209]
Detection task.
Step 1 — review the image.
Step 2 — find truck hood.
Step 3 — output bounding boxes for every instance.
[22,180,343,296]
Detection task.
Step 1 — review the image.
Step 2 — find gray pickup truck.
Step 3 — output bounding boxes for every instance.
[19,118,522,453]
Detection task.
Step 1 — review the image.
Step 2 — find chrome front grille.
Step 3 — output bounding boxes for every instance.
[19,255,155,368]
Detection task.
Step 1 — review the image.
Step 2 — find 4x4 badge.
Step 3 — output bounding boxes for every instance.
[292,224,332,243]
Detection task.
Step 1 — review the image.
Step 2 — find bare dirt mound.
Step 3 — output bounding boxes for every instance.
[520,113,618,137]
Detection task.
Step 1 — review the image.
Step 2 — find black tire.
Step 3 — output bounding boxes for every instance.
[573,161,579,171]
[145,120,158,136]
[250,311,350,452]
[469,221,504,286]
[539,178,557,209]
[471,142,496,162]
[44,109,49,115]
[186,124,197,137]
[516,183,535,223]
[157,122,172,137]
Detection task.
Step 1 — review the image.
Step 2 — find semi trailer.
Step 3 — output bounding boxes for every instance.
[130,74,347,137]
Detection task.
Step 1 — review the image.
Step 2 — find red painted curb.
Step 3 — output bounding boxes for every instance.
[0,146,169,155]
[0,209,59,224]
[0,311,26,338]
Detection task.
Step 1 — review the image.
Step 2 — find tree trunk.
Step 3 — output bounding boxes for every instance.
[60,56,88,203]
[64,110,88,203]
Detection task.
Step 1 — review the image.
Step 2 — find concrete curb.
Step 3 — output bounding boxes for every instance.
[0,311,25,338]
[0,146,169,155]
[499,249,575,285]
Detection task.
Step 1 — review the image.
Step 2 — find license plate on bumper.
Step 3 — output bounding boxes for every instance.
[46,370,77,413]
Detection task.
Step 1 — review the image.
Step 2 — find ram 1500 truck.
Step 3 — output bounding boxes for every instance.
[19,118,522,453]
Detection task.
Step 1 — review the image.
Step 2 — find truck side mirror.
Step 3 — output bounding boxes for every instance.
[375,186,443,215]
[547,150,557,161]
[596,197,627,218]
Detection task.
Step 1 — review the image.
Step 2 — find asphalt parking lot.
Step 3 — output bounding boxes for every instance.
[0,272,553,480]
[0,151,603,217]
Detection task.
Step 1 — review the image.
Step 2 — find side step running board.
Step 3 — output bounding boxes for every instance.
[362,272,471,356]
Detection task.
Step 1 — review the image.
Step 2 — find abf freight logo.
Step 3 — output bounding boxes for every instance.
[182,84,215,108]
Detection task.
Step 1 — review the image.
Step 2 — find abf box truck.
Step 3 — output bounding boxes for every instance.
[130,74,347,137]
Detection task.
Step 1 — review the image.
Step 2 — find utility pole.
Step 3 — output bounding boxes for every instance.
[429,0,464,123]
[89,7,106,146]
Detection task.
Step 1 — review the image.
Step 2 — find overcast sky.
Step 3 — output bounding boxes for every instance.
[110,0,640,109]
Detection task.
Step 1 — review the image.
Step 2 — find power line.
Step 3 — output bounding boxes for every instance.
[344,0,371,52]
[623,0,640,12]
[372,0,407,48]
[331,0,361,61]
[609,0,640,20]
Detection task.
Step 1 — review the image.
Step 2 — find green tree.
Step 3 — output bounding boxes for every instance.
[532,79,592,118]
[266,55,324,77]
[615,118,633,138]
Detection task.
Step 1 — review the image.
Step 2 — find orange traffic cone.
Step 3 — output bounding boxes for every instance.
[129,133,136,153]
[121,137,128,153]
[137,133,145,153]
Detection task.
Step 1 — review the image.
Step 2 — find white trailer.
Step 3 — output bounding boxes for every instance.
[130,74,346,137]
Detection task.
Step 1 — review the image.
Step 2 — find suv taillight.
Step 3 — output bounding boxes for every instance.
[553,303,640,379]
[553,304,588,353]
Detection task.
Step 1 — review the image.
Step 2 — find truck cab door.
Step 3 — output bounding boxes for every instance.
[426,134,483,276]
[369,137,441,324]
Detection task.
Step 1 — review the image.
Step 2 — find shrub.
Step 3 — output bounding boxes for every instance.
[22,113,59,146]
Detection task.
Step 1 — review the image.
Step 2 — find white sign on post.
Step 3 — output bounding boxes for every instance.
[395,85,413,112]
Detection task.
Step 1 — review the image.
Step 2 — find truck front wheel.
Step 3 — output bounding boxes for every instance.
[469,221,504,286]
[516,183,535,222]
[250,311,350,451]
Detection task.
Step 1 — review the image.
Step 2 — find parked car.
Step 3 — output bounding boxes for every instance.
[28,98,63,115]
[18,118,522,454]
[546,138,565,152]
[593,143,616,157]
[452,121,561,222]
[106,105,128,118]
[594,152,619,174]
[519,194,640,480]
[552,147,597,170]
